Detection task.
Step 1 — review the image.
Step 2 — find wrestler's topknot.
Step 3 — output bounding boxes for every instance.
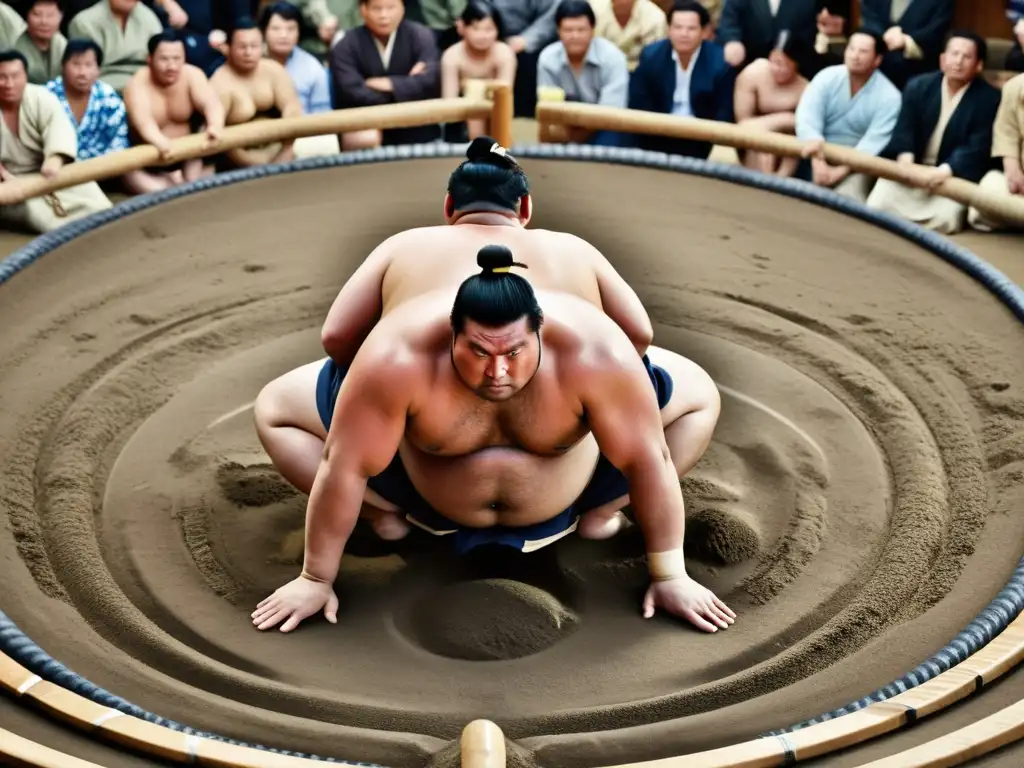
[477,244,527,276]
[447,136,529,214]
[450,246,543,334]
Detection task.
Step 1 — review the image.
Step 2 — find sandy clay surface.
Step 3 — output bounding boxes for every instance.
[0,159,1021,767]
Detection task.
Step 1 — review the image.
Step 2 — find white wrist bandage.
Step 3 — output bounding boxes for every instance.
[647,549,687,581]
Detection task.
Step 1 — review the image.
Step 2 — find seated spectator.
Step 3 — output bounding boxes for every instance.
[628,0,735,159]
[262,2,331,114]
[652,0,720,32]
[866,32,999,234]
[1008,0,1024,72]
[330,0,441,149]
[68,0,163,92]
[293,0,360,58]
[440,1,516,141]
[795,29,902,202]
[122,30,223,191]
[589,0,667,72]
[0,2,25,50]
[15,0,66,85]
[537,0,629,145]
[149,0,249,77]
[716,0,820,74]
[859,0,953,89]
[733,30,809,177]
[487,0,558,117]
[211,18,311,167]
[968,72,1024,232]
[46,38,128,161]
[0,50,111,233]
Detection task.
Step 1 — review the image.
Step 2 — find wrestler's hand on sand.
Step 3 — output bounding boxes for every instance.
[252,575,339,632]
[643,576,736,633]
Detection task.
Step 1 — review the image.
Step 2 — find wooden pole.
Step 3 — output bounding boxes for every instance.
[461,719,506,768]
[0,98,493,206]
[537,101,1024,228]
[487,82,514,149]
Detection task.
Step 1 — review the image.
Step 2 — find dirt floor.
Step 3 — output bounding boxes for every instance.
[0,156,1021,768]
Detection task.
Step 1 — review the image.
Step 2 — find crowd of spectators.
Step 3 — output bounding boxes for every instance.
[0,0,1021,235]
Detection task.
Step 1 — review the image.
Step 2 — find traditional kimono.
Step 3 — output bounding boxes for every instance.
[795,64,902,200]
[0,85,112,234]
[591,0,667,72]
[329,20,442,145]
[968,73,1024,232]
[867,72,1001,234]
[14,31,67,86]
[67,0,163,93]
[46,76,130,160]
[0,1,25,49]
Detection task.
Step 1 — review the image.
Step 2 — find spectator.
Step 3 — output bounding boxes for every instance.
[148,0,249,77]
[628,0,735,159]
[293,0,360,58]
[537,0,629,126]
[0,1,25,50]
[329,0,441,148]
[262,1,332,114]
[859,0,954,89]
[440,0,516,141]
[968,72,1024,232]
[487,0,558,117]
[417,0,468,51]
[0,50,111,233]
[589,0,667,72]
[15,0,66,85]
[46,38,129,161]
[717,0,820,74]
[795,29,902,201]
[1007,0,1024,72]
[733,29,809,176]
[68,0,163,92]
[867,31,1000,234]
[122,29,224,191]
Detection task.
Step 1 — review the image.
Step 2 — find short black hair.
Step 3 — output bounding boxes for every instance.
[945,29,987,65]
[461,0,504,39]
[451,245,544,335]
[667,0,710,27]
[448,136,529,214]
[360,0,405,5]
[772,29,812,74]
[555,0,595,27]
[148,28,183,55]
[26,0,62,10]
[849,27,888,57]
[62,38,103,67]
[0,49,28,71]
[228,16,260,44]
[259,1,301,32]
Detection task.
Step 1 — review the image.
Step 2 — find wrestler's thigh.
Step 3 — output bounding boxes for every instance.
[643,345,717,425]
[254,358,329,440]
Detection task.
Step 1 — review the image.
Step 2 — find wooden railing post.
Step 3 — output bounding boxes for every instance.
[487,82,514,149]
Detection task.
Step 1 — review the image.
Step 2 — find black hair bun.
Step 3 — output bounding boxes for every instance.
[466,136,517,169]
[477,244,515,274]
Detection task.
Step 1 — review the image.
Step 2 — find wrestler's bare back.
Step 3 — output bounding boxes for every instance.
[337,289,648,529]
[125,65,207,139]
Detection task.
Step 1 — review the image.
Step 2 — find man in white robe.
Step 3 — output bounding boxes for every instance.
[866,31,1000,234]
[795,29,902,202]
[0,50,111,234]
[968,72,1024,232]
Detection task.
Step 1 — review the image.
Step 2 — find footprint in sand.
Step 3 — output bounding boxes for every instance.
[214,462,298,507]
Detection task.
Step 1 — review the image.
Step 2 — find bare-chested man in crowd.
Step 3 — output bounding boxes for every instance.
[733,31,809,177]
[251,138,736,636]
[122,29,225,193]
[210,16,303,169]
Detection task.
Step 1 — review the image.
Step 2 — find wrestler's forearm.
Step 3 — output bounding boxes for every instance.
[627,453,687,557]
[301,464,366,583]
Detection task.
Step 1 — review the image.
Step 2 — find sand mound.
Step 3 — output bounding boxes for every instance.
[0,159,1020,768]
